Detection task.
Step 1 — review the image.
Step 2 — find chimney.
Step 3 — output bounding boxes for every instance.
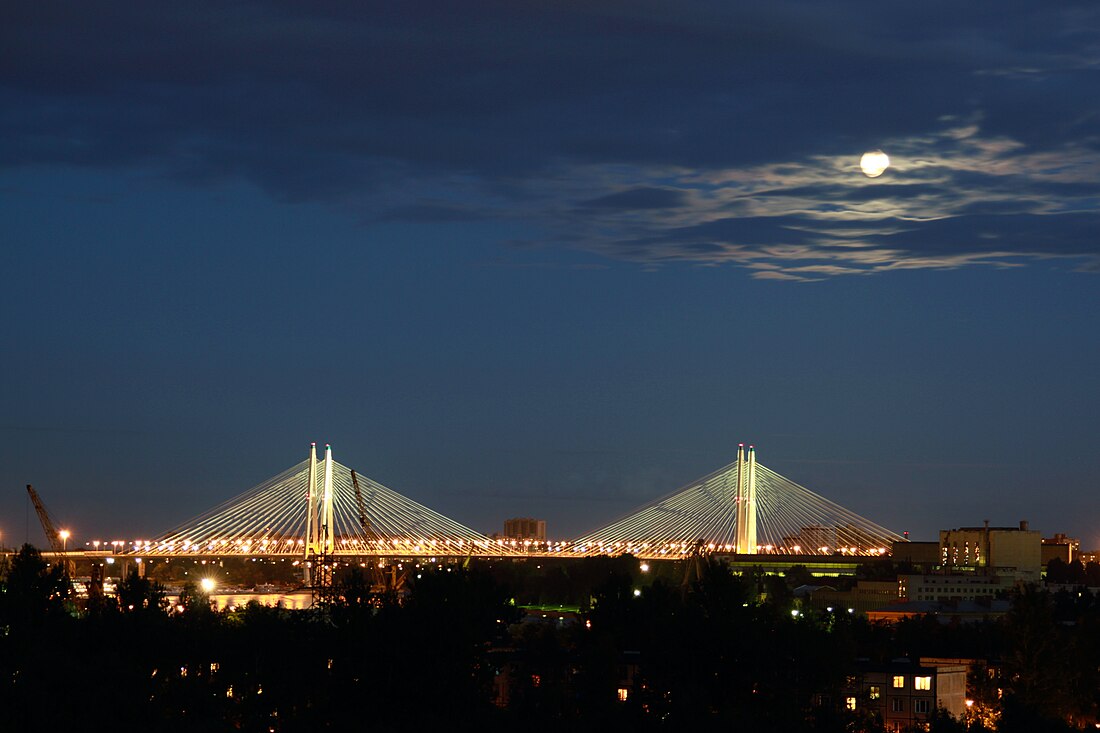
[1019,520,1029,531]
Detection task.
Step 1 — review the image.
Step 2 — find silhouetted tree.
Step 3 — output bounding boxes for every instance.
[1046,556,1069,583]
[0,543,71,629]
[117,568,168,614]
[786,563,817,589]
[999,585,1091,731]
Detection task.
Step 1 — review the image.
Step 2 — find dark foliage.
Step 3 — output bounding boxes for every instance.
[2,550,1098,731]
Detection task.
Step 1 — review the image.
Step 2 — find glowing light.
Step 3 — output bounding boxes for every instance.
[200,578,216,593]
[639,562,650,573]
[860,149,890,178]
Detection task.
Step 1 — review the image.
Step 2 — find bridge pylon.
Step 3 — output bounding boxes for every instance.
[734,444,758,555]
[303,443,336,589]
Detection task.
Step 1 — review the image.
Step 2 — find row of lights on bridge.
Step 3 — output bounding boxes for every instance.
[65,537,889,556]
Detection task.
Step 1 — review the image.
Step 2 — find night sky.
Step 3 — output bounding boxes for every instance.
[2,2,1098,549]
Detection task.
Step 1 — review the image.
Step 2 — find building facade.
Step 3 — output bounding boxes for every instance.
[810,579,903,614]
[1041,533,1080,565]
[901,574,1016,603]
[940,521,1041,581]
[503,517,547,541]
[845,660,967,732]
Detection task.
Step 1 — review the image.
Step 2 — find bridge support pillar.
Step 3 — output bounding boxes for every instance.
[321,444,335,556]
[735,444,758,554]
[304,443,336,601]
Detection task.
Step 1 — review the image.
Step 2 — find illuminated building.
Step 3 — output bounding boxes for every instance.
[939,520,1041,582]
[1041,533,1080,565]
[839,659,967,732]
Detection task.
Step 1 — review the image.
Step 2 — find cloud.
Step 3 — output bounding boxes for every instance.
[578,187,687,210]
[2,1,1099,277]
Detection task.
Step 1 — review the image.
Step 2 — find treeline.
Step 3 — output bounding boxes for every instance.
[1,546,1097,732]
[1045,556,1100,586]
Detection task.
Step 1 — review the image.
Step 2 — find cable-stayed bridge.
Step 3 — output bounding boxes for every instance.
[127,442,902,563]
[570,444,902,558]
[143,444,510,559]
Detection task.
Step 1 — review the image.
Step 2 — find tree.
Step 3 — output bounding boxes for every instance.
[1083,561,1100,588]
[117,569,168,614]
[999,586,1084,731]
[0,544,71,629]
[177,580,215,618]
[1045,556,1069,584]
[785,563,816,589]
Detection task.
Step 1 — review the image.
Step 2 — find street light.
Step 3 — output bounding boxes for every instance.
[59,529,70,553]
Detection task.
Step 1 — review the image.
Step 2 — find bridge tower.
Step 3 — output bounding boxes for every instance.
[302,443,336,585]
[321,444,335,556]
[735,444,758,554]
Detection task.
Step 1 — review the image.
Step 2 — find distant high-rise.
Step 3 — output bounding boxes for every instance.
[504,517,546,541]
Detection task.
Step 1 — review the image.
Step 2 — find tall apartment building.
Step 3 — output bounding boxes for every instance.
[503,517,546,541]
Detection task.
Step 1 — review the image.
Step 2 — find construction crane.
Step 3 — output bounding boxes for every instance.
[349,470,376,544]
[25,484,73,574]
[350,470,404,593]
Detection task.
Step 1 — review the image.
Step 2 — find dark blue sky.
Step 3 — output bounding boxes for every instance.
[2,2,1098,548]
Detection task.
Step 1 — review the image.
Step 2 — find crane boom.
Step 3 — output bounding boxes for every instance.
[349,470,379,543]
[25,484,65,554]
[350,470,393,591]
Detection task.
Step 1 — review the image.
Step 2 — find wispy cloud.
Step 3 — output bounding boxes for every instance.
[3,1,1099,278]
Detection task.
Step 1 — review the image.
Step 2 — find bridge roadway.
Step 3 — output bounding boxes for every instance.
[28,547,872,578]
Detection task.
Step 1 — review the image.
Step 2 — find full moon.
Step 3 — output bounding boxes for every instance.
[860,149,890,178]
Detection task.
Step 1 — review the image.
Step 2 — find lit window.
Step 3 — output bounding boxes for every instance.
[892,675,905,688]
[915,676,931,690]
[617,687,629,702]
[914,699,931,713]
[869,686,881,700]
[846,696,857,711]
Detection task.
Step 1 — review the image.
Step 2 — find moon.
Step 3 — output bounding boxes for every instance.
[860,149,890,178]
